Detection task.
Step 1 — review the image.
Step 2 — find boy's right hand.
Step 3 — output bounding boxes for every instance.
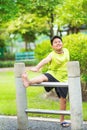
[29,67,39,72]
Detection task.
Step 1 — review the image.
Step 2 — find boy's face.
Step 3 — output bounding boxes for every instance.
[52,38,63,51]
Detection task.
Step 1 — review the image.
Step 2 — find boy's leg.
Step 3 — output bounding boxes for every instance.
[59,97,66,122]
[55,87,69,124]
[22,73,48,87]
[59,97,70,127]
[44,73,57,92]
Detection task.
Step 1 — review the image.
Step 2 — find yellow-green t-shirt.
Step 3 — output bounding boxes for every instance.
[47,48,70,82]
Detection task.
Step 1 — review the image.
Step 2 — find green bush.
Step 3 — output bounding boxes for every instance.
[0,60,38,68]
[34,40,52,72]
[63,33,87,101]
[63,33,87,82]
[15,60,38,67]
[0,53,15,61]
[0,39,5,48]
[0,61,15,68]
[35,40,52,61]
[4,53,15,60]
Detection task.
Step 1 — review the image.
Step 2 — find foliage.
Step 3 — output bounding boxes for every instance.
[0,60,37,68]
[4,0,63,40]
[35,39,52,60]
[63,33,87,82]
[59,0,86,26]
[82,0,87,12]
[0,60,14,68]
[6,13,49,50]
[34,39,52,72]
[0,39,5,48]
[3,53,15,60]
[64,32,87,98]
[54,0,87,32]
[1,0,87,53]
[0,0,18,24]
[4,0,87,39]
[16,0,63,16]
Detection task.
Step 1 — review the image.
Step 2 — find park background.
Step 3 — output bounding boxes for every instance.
[0,0,87,121]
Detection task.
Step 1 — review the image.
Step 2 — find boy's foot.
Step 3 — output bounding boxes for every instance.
[60,121,70,127]
[22,73,29,88]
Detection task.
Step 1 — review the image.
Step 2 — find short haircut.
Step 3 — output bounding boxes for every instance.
[51,35,62,45]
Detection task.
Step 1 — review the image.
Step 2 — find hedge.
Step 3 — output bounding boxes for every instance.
[0,60,38,68]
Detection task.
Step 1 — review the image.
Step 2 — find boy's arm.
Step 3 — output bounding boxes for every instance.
[29,53,52,72]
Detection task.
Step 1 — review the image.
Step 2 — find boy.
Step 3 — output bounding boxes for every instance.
[22,35,70,127]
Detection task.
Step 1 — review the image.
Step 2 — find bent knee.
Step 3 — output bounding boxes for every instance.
[40,74,48,82]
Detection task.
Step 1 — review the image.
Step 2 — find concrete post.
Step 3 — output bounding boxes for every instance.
[14,63,28,130]
[67,61,83,130]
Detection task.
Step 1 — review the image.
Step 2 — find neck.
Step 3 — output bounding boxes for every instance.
[55,49,64,54]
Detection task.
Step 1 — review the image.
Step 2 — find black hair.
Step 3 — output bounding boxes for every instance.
[50,35,62,45]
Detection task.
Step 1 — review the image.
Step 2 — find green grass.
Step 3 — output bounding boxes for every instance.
[0,70,87,121]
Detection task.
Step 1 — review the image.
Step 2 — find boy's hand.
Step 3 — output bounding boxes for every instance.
[29,67,39,72]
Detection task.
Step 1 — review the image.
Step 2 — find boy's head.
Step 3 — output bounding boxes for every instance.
[51,35,62,45]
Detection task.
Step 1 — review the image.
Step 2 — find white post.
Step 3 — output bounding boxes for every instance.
[67,61,83,130]
[14,63,28,130]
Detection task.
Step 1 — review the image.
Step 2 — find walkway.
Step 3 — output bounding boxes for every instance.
[0,115,87,130]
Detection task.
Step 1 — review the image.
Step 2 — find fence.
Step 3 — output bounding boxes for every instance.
[14,61,83,130]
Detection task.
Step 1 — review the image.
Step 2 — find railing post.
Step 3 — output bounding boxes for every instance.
[14,63,28,130]
[67,61,83,130]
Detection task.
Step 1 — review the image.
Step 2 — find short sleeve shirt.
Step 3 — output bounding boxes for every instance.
[47,48,70,82]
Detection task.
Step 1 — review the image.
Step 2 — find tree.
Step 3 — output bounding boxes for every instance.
[2,0,87,51]
[55,0,87,34]
[6,13,49,51]
[1,0,64,51]
[22,31,36,51]
[24,0,63,37]
[0,0,19,52]
[7,0,63,37]
[6,0,63,50]
[0,0,18,24]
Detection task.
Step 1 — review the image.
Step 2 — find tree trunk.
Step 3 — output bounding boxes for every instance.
[25,40,28,51]
[81,82,87,101]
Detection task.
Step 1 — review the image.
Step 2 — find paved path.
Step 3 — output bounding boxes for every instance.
[0,67,14,72]
[0,115,87,130]
[0,67,30,72]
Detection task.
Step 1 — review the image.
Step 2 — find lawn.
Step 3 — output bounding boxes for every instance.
[0,69,87,121]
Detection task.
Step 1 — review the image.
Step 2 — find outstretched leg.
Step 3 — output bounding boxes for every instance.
[22,72,48,88]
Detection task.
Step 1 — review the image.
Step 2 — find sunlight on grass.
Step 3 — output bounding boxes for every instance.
[0,69,87,121]
[0,71,16,115]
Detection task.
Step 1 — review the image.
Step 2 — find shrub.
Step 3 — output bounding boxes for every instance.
[63,33,87,101]
[0,53,15,61]
[34,40,52,72]
[0,39,5,48]
[0,61,15,68]
[0,60,38,68]
[63,33,87,83]
[35,40,52,61]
